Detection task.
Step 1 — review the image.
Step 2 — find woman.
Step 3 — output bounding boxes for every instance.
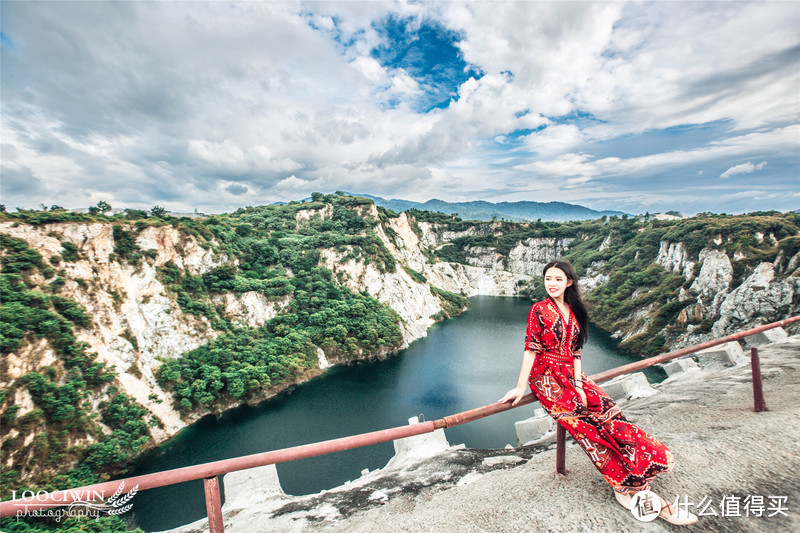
[500,260,697,525]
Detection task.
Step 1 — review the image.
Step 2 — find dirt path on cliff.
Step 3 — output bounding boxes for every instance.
[316,338,800,533]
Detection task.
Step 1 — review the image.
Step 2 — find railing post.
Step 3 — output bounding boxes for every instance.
[751,348,768,412]
[556,424,566,475]
[203,476,225,533]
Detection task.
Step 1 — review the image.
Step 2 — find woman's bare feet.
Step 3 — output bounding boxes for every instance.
[614,491,634,510]
[615,490,698,525]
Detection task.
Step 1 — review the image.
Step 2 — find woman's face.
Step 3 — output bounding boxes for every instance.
[544,266,573,301]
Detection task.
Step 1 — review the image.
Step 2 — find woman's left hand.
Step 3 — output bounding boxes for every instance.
[576,387,587,405]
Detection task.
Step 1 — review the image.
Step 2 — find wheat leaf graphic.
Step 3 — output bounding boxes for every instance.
[106,480,125,506]
[115,485,139,507]
[108,503,133,515]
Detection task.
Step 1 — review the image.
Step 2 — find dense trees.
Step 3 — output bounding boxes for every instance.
[0,235,150,522]
[429,211,799,356]
[155,196,405,411]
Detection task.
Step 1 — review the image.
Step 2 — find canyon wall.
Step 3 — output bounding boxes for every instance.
[2,205,798,488]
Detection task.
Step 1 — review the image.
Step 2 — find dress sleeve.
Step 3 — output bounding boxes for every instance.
[524,303,544,353]
[572,348,582,360]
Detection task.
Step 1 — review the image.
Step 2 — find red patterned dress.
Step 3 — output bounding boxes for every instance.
[525,298,675,494]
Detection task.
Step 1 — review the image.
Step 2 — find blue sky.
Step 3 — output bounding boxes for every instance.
[1,1,798,215]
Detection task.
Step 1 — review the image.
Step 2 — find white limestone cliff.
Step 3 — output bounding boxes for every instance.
[0,222,270,442]
[318,208,532,348]
[712,261,799,337]
[656,241,696,280]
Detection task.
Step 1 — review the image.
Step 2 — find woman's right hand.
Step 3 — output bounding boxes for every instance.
[499,386,526,406]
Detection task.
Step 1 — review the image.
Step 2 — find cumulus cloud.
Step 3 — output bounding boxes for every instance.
[0,1,797,215]
[523,125,585,158]
[720,161,768,179]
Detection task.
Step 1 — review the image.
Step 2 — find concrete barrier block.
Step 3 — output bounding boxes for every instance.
[745,327,789,347]
[515,412,553,444]
[657,357,700,377]
[385,417,450,470]
[598,372,657,400]
[223,463,284,511]
[696,341,747,369]
[392,416,450,457]
[625,372,658,399]
[599,375,629,400]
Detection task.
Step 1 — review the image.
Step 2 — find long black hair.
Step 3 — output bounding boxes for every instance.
[543,260,589,349]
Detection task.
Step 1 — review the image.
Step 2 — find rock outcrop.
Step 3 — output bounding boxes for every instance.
[3,206,798,492]
[712,261,799,337]
[656,241,696,279]
[317,209,531,348]
[0,222,234,441]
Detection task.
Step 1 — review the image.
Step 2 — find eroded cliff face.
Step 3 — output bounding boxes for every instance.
[0,211,538,479]
[0,222,290,445]
[3,208,798,486]
[707,261,799,337]
[409,219,799,350]
[621,241,799,347]
[318,208,531,348]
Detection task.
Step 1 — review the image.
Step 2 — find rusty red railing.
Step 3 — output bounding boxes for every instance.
[2,315,797,530]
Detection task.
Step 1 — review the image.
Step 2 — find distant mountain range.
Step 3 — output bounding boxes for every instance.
[346,193,628,222]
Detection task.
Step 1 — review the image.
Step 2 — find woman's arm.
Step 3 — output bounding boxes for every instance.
[499,350,537,405]
[573,357,587,404]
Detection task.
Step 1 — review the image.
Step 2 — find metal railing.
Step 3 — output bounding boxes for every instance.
[2,315,798,530]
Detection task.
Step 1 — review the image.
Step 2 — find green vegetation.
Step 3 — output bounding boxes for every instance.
[425,211,800,355]
[403,266,427,284]
[2,194,407,450]
[158,265,402,410]
[111,226,144,264]
[3,196,796,533]
[155,193,405,411]
[405,208,462,224]
[59,241,79,262]
[429,286,470,321]
[0,235,151,532]
[0,516,143,532]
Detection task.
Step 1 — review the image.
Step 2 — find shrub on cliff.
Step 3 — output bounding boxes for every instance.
[0,236,151,508]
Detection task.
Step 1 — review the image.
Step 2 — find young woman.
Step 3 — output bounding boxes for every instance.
[500,260,697,525]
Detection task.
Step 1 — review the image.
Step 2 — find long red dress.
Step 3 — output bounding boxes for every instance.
[525,298,674,494]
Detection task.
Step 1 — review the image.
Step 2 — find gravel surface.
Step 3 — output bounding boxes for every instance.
[316,338,800,533]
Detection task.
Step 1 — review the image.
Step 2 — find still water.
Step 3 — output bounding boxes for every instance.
[130,296,662,531]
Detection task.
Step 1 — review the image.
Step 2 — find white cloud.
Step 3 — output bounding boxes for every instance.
[0,1,797,215]
[720,161,768,179]
[523,125,585,158]
[277,175,324,191]
[562,176,593,190]
[517,127,794,181]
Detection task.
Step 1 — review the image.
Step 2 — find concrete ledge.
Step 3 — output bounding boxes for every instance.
[515,408,553,445]
[598,371,657,400]
[695,340,746,369]
[384,417,453,470]
[657,357,700,377]
[223,463,285,511]
[744,326,789,347]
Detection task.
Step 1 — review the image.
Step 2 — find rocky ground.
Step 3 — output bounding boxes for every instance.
[164,336,800,533]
